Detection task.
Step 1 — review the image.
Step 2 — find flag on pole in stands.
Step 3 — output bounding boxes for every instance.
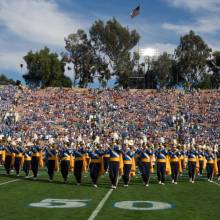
[130,5,140,18]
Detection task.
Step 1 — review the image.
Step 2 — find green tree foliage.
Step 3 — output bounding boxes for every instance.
[207,51,220,89]
[23,47,72,88]
[90,18,140,88]
[64,30,97,88]
[0,74,16,85]
[175,30,212,87]
[151,52,173,88]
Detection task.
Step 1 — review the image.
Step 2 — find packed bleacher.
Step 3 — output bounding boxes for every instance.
[0,86,219,146]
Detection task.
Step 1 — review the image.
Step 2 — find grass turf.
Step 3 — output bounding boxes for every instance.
[0,167,219,220]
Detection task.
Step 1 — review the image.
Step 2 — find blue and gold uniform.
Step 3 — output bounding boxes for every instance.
[88,148,104,187]
[0,144,5,165]
[60,148,73,183]
[155,146,168,184]
[103,148,110,172]
[138,146,153,186]
[31,145,42,179]
[198,148,205,175]
[121,147,135,186]
[205,151,216,181]
[23,148,32,177]
[73,146,87,185]
[14,146,24,176]
[4,145,14,175]
[108,145,123,189]
[187,148,198,183]
[216,148,220,179]
[45,147,58,181]
[169,147,181,184]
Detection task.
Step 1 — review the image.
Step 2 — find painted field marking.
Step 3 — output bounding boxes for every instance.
[0,175,34,186]
[29,199,90,208]
[211,181,220,187]
[0,179,20,186]
[87,188,113,220]
[114,201,174,211]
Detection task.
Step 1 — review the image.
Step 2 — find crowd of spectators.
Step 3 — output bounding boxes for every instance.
[0,86,218,147]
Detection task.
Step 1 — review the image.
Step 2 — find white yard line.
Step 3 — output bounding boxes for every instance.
[0,175,34,186]
[211,181,220,187]
[87,188,113,220]
[0,179,20,186]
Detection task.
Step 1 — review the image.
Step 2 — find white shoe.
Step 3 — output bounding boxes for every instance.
[25,176,29,179]
[192,181,194,184]
[208,179,210,182]
[172,180,174,184]
[210,180,213,183]
[112,185,116,189]
[174,182,177,185]
[123,184,128,187]
[161,183,165,185]
[145,184,149,187]
[159,181,162,184]
[93,184,98,188]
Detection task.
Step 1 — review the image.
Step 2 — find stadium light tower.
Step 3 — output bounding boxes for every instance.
[140,48,159,72]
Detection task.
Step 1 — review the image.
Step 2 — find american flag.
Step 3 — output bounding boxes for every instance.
[130,5,140,18]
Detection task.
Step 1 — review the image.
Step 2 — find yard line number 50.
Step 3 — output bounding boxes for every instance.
[29,199,173,211]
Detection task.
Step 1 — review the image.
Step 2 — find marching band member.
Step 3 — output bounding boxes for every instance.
[88,144,104,188]
[46,144,59,182]
[121,143,136,187]
[14,145,24,176]
[23,146,32,178]
[31,142,43,180]
[0,137,6,165]
[179,144,187,176]
[169,144,182,184]
[217,145,220,181]
[4,141,15,175]
[187,145,199,183]
[138,143,153,187]
[155,140,168,185]
[60,145,73,183]
[108,143,123,189]
[73,142,87,186]
[103,145,110,173]
[198,145,205,176]
[205,147,217,182]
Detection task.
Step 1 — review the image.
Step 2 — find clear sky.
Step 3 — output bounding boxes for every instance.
[0,0,220,82]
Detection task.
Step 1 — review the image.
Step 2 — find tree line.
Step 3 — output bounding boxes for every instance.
[20,18,220,89]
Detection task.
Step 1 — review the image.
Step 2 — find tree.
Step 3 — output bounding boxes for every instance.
[175,30,211,87]
[23,47,72,88]
[207,51,220,89]
[90,18,140,88]
[151,52,173,88]
[0,74,16,85]
[64,30,98,88]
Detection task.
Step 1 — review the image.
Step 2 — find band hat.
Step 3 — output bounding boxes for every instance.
[17,137,22,143]
[11,141,16,146]
[160,137,165,143]
[128,140,134,146]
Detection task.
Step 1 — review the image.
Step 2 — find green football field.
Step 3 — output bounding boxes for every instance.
[0,166,219,220]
